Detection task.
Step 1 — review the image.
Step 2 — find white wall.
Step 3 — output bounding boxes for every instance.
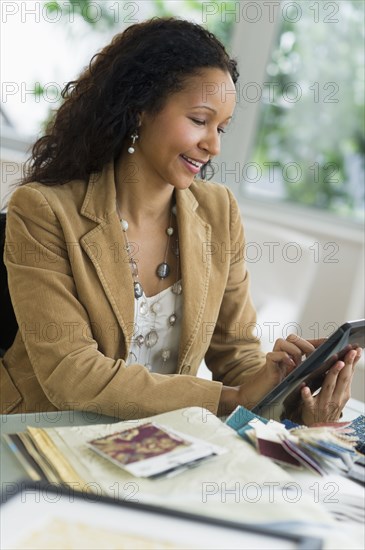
[0,128,30,210]
[240,198,365,402]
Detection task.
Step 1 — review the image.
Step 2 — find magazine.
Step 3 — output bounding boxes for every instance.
[86,422,225,478]
[3,417,225,483]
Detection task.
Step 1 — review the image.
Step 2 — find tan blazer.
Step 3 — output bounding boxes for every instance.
[1,162,265,418]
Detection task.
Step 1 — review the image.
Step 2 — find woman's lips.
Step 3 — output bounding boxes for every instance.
[180,154,203,174]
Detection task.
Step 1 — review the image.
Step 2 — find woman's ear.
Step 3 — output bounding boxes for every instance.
[137,113,144,127]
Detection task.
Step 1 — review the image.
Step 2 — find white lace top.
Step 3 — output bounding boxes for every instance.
[126,281,183,374]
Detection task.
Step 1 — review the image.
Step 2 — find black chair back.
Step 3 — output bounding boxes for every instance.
[0,213,18,354]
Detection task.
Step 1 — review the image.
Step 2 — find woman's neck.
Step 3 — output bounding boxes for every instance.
[114,153,175,227]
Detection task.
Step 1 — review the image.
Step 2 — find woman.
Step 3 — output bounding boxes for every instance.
[0,18,360,423]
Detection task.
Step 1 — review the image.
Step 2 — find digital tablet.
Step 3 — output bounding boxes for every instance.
[252,319,365,421]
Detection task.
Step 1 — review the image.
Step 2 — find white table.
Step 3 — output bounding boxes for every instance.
[1,402,364,550]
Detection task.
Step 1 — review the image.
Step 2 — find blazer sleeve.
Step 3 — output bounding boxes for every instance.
[205,187,266,385]
[5,186,222,418]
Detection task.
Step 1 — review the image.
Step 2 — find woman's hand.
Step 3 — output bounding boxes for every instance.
[262,334,324,389]
[300,347,362,425]
[218,334,362,421]
[235,334,325,409]
[218,334,324,415]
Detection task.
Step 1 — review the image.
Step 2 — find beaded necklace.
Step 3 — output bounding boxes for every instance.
[116,203,182,370]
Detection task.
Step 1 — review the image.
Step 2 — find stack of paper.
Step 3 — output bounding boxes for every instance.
[227,410,359,475]
[2,420,225,482]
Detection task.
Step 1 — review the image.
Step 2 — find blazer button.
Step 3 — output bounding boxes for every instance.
[181,364,191,374]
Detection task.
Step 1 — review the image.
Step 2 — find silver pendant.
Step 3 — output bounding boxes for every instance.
[169,313,177,326]
[161,348,171,362]
[172,281,182,295]
[135,334,145,347]
[120,219,129,231]
[156,262,170,279]
[139,301,148,315]
[172,241,180,257]
[134,282,143,299]
[151,301,162,314]
[145,329,158,348]
[129,259,138,277]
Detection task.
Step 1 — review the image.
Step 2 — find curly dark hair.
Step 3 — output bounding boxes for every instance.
[22,17,239,186]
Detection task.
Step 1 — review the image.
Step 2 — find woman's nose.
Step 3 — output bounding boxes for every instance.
[199,130,221,157]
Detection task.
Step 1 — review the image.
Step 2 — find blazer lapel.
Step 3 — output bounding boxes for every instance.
[80,163,135,350]
[78,164,212,365]
[176,188,212,369]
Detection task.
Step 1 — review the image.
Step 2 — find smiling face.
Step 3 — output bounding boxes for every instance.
[131,68,236,191]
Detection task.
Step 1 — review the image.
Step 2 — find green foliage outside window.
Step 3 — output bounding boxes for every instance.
[44,0,234,40]
[35,1,233,126]
[35,1,364,220]
[250,1,364,221]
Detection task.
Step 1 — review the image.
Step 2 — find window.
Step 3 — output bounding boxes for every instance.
[246,1,364,221]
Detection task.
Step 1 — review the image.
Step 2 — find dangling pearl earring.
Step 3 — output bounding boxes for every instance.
[128,132,139,154]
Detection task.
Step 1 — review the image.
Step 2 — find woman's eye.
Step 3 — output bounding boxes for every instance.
[191,118,226,135]
[191,118,205,126]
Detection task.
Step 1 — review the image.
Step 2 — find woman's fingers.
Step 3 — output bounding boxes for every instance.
[273,335,318,366]
[265,351,297,383]
[300,368,343,424]
[351,347,363,371]
[300,362,344,424]
[266,351,295,367]
[305,337,327,350]
[301,385,315,417]
[270,336,363,425]
[268,335,326,380]
[330,348,361,399]
[301,347,361,424]
[318,361,345,406]
[331,350,357,402]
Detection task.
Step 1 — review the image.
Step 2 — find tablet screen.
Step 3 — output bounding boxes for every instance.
[252,319,365,421]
